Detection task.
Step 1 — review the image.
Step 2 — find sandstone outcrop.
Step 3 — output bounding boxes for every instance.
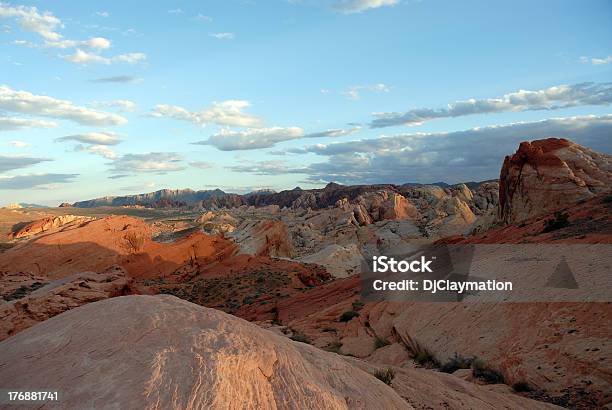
[0,266,132,341]
[499,138,612,223]
[8,214,95,239]
[0,295,409,409]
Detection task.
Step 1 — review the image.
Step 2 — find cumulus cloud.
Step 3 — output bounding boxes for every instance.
[56,132,122,145]
[0,155,50,173]
[0,3,62,41]
[210,32,234,40]
[0,4,145,65]
[0,173,77,189]
[91,99,137,112]
[0,85,127,126]
[284,114,612,184]
[150,100,263,128]
[91,75,142,84]
[110,152,185,175]
[333,0,399,14]
[371,82,612,128]
[0,115,57,131]
[194,126,361,150]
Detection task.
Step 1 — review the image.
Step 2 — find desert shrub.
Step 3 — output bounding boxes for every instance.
[472,359,505,384]
[123,231,145,253]
[374,368,395,385]
[374,336,390,349]
[289,332,311,344]
[440,353,473,373]
[603,195,612,204]
[339,310,360,322]
[413,350,439,367]
[512,382,532,392]
[542,211,570,233]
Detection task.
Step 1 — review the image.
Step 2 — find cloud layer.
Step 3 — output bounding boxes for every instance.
[280,114,612,184]
[0,86,127,126]
[370,82,612,128]
[0,155,50,173]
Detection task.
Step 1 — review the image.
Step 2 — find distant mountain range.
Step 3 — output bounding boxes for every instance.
[67,181,498,209]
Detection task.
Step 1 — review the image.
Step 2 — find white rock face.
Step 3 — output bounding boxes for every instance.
[0,295,409,409]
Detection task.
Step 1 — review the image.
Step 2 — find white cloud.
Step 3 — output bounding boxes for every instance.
[0,4,62,40]
[56,132,122,145]
[62,49,146,65]
[151,100,263,128]
[91,75,142,84]
[210,32,234,40]
[0,4,145,65]
[580,55,612,65]
[200,127,305,150]
[110,152,185,175]
[8,140,31,148]
[371,82,612,128]
[195,126,361,150]
[92,99,137,112]
[95,11,110,18]
[74,144,117,159]
[0,115,57,131]
[168,8,184,14]
[343,83,390,100]
[226,160,292,175]
[333,0,399,14]
[0,85,127,126]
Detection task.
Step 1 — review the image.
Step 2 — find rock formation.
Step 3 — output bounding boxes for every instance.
[0,266,132,341]
[8,214,94,239]
[499,138,612,223]
[0,295,556,409]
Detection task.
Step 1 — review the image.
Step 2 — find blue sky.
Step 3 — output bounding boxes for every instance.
[1,0,611,206]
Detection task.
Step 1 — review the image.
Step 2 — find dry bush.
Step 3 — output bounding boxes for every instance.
[123,231,145,254]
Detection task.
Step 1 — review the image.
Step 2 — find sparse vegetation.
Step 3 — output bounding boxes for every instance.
[542,211,570,233]
[3,281,46,301]
[512,382,532,392]
[373,368,395,385]
[440,353,473,374]
[471,359,505,384]
[339,310,360,322]
[374,336,390,349]
[413,350,439,368]
[122,231,145,254]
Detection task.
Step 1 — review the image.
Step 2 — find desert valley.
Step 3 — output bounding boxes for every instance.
[0,138,610,409]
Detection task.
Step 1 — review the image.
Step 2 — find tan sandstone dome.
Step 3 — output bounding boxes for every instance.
[499,138,612,223]
[0,295,409,409]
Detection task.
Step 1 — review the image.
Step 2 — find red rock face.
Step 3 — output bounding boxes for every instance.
[499,138,612,223]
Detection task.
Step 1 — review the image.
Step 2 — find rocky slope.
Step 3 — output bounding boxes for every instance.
[0,295,556,409]
[499,138,612,223]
